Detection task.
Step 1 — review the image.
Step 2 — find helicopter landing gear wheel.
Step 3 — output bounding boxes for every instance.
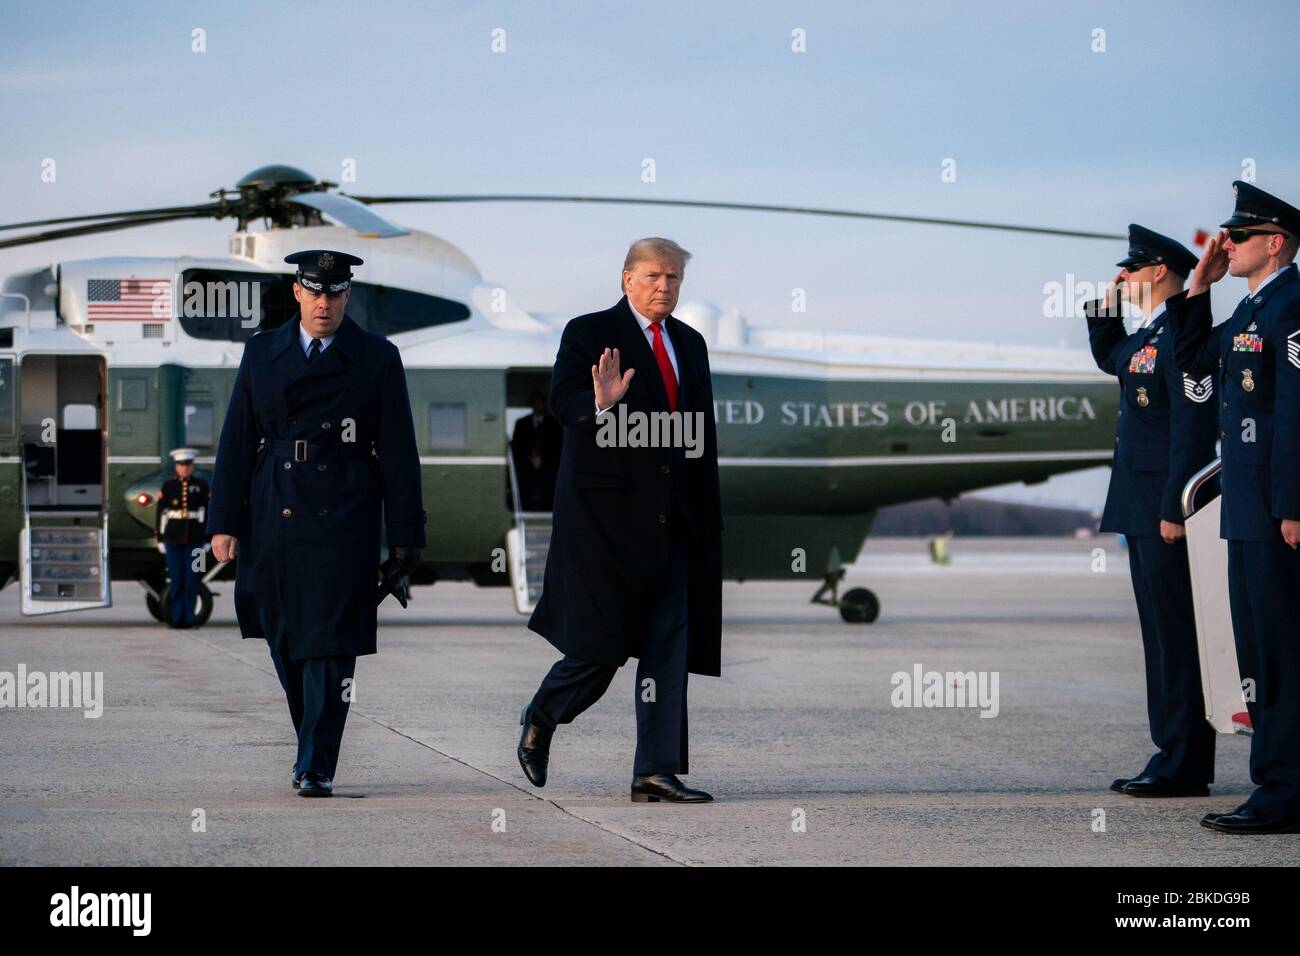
[838,587,880,624]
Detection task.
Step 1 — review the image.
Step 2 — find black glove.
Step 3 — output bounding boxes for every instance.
[376,548,421,608]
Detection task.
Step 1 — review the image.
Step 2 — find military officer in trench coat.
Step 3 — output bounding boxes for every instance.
[1085,225,1218,799]
[208,250,426,798]
[516,237,724,803]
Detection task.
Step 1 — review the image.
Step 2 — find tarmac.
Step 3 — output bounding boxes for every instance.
[1,536,1296,866]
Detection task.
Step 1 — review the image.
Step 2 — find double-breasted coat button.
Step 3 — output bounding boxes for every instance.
[660,464,670,474]
[658,513,667,524]
[284,461,292,469]
[322,422,331,430]
[317,464,327,472]
[288,417,296,425]
[282,508,292,518]
[317,509,328,516]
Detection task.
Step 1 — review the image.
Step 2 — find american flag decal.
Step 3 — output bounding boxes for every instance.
[1182,373,1213,403]
[87,278,172,321]
[1289,329,1300,370]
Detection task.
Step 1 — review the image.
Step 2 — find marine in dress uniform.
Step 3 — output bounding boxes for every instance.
[1085,226,1218,798]
[207,250,426,798]
[157,447,209,629]
[1167,182,1300,833]
[516,238,724,803]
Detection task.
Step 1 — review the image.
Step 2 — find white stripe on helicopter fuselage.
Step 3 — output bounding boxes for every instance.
[92,450,1111,469]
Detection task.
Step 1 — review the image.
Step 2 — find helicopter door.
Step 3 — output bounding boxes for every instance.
[17,354,111,615]
[504,371,556,614]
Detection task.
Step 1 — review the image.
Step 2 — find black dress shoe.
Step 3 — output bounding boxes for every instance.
[291,768,303,790]
[1201,806,1300,833]
[1110,777,1134,793]
[630,773,713,803]
[297,772,332,798]
[517,704,553,788]
[1120,775,1210,798]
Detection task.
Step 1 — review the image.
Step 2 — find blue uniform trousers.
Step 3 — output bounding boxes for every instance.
[1126,535,1216,784]
[1227,538,1300,820]
[164,542,200,627]
[267,630,356,780]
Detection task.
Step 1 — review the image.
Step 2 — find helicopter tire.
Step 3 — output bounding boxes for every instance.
[839,587,880,624]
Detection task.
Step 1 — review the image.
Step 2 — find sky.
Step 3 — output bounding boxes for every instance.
[3,0,1297,510]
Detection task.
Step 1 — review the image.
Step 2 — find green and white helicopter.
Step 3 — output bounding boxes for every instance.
[0,164,1122,626]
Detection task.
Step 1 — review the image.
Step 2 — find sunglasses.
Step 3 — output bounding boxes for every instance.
[1226,228,1283,244]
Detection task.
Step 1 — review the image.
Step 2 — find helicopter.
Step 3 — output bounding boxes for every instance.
[0,164,1123,627]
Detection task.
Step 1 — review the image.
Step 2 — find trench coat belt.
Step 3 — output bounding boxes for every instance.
[262,439,376,462]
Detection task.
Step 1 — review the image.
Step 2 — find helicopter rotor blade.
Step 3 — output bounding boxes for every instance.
[0,203,227,232]
[343,193,1125,241]
[286,193,408,238]
[0,212,218,250]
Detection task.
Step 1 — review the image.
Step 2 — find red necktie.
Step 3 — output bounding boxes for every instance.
[648,321,678,412]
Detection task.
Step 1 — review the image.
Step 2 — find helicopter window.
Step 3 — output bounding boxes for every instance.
[428,402,467,450]
[178,269,470,341]
[62,404,98,430]
[184,402,215,447]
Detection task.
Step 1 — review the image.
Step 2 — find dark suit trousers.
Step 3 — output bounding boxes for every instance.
[267,631,356,780]
[1227,538,1300,820]
[530,527,690,776]
[1126,536,1216,784]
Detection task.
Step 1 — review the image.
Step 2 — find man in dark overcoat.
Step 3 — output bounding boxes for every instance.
[208,249,426,797]
[517,237,724,803]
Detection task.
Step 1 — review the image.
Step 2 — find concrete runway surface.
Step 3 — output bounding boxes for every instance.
[1,537,1294,866]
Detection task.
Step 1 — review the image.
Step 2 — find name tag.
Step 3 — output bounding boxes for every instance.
[1233,333,1263,352]
[1128,345,1158,374]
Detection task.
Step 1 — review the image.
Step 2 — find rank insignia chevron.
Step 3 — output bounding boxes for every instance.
[1182,373,1213,403]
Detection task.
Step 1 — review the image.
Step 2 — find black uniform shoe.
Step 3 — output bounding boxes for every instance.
[517,704,554,788]
[291,767,304,790]
[1120,775,1210,798]
[297,772,333,798]
[630,773,713,803]
[1201,806,1300,834]
[1110,777,1134,793]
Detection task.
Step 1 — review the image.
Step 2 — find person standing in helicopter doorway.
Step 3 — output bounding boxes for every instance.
[156,447,209,629]
[207,250,426,798]
[1084,225,1218,800]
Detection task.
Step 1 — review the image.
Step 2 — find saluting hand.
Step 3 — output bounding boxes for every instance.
[1282,519,1300,550]
[1189,230,1230,296]
[592,347,635,410]
[1103,270,1126,313]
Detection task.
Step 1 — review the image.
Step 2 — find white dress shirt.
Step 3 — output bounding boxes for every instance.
[595,302,680,415]
[1137,300,1167,332]
[299,322,335,356]
[1249,265,1287,299]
